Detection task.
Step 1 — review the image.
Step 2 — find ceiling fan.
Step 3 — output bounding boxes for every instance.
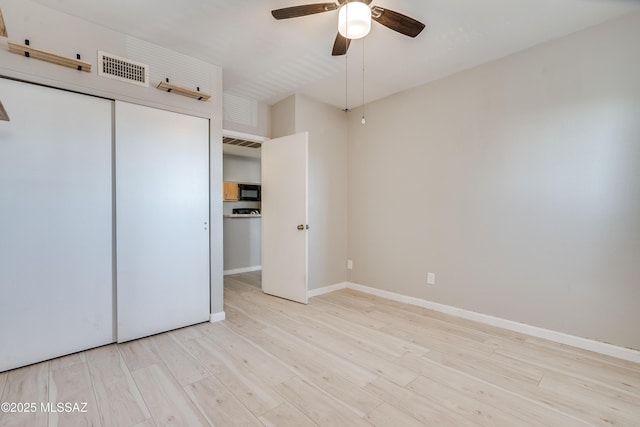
[271,0,425,56]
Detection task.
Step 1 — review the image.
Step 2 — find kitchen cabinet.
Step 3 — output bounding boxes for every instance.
[224,181,239,201]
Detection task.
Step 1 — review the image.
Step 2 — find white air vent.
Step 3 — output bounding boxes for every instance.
[224,93,258,127]
[223,137,262,149]
[97,51,149,87]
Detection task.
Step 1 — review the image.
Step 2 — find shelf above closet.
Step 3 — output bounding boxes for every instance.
[8,40,92,72]
[156,80,211,101]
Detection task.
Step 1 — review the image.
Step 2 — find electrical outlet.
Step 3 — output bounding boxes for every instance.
[427,272,435,285]
[347,259,353,270]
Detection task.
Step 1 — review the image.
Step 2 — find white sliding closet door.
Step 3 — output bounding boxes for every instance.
[0,79,114,372]
[115,101,210,342]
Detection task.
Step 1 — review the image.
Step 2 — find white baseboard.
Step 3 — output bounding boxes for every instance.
[307,282,348,298]
[341,282,639,364]
[224,266,261,276]
[209,311,226,323]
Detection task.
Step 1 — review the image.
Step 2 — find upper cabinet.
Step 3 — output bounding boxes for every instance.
[223,181,239,201]
[223,153,261,184]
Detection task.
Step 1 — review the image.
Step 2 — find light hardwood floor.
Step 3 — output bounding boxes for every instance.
[1,271,639,426]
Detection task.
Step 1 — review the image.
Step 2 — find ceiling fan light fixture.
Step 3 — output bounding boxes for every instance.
[0,100,9,122]
[338,2,371,40]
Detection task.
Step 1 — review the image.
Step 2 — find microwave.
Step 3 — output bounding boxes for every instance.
[238,184,261,201]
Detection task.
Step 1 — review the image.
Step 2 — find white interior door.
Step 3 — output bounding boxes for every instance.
[261,132,309,304]
[0,78,114,372]
[115,101,210,343]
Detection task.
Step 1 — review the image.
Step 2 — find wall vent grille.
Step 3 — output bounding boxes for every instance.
[223,137,262,149]
[97,51,149,87]
[223,93,258,127]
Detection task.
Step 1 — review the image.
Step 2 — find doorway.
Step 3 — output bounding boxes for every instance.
[222,131,266,276]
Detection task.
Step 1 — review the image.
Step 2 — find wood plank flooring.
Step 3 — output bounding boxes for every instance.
[1,270,639,426]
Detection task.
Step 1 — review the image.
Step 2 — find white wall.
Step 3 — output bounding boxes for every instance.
[296,95,349,291]
[347,12,640,350]
[271,94,348,290]
[0,0,225,315]
[223,154,262,184]
[0,1,217,118]
[223,96,271,139]
[271,95,296,138]
[223,218,262,272]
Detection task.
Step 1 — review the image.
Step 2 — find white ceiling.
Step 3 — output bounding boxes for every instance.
[30,0,640,109]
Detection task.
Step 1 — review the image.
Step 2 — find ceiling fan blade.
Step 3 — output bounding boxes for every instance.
[271,3,338,20]
[0,7,8,37]
[331,33,351,56]
[0,100,9,122]
[372,7,425,38]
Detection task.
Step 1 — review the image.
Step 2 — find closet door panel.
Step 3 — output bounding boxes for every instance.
[0,78,114,372]
[115,101,209,342]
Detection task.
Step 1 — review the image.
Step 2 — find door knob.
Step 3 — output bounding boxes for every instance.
[297,224,304,230]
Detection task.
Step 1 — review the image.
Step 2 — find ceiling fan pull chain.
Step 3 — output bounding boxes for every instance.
[361,37,366,124]
[345,5,349,112]
[343,43,349,112]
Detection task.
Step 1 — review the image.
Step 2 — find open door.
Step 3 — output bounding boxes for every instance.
[261,132,309,304]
